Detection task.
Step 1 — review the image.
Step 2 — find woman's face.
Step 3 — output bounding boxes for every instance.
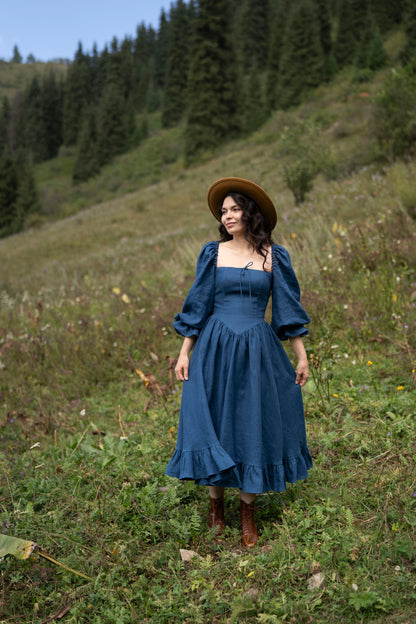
[220,195,246,236]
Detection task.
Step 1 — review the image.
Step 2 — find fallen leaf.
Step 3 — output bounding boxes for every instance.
[180,549,200,562]
[307,572,325,590]
[0,534,37,560]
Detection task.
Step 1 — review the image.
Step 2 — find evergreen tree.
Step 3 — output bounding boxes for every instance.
[266,0,290,110]
[0,155,19,237]
[401,0,416,64]
[106,37,124,92]
[11,45,22,64]
[239,0,270,69]
[161,1,194,127]
[315,0,335,79]
[0,97,11,156]
[119,37,135,99]
[96,88,128,165]
[72,106,100,183]
[26,53,36,64]
[91,43,107,101]
[41,71,63,159]
[334,0,369,67]
[15,157,41,227]
[18,76,48,163]
[243,69,267,133]
[369,0,405,33]
[185,0,241,162]
[154,8,171,89]
[62,43,92,145]
[277,0,325,109]
[356,9,387,70]
[133,23,156,111]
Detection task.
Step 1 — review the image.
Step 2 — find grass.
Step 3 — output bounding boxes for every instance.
[1,64,416,623]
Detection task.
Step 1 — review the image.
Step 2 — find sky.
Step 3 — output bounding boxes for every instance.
[1,1,171,62]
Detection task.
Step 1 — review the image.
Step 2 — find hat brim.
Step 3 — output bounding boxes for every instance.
[207,177,277,230]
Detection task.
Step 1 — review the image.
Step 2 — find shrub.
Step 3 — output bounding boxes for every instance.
[372,63,416,162]
[277,119,332,203]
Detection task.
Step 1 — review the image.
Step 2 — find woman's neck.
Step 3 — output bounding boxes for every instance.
[226,234,253,252]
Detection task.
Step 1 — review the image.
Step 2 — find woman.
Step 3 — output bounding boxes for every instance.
[166,177,312,547]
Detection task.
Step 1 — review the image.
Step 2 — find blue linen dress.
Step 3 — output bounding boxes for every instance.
[165,241,312,493]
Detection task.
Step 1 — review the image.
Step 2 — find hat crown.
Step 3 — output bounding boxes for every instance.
[207,177,277,230]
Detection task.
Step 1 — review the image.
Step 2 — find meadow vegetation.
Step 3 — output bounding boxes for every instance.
[1,67,416,623]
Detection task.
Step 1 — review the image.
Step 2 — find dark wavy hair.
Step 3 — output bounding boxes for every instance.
[218,192,275,266]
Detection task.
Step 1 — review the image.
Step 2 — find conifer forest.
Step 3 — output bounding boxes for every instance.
[0,0,415,237]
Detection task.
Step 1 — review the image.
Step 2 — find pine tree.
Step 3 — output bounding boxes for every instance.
[277,0,325,109]
[133,23,156,111]
[334,0,369,68]
[154,8,171,89]
[62,43,92,145]
[243,69,267,133]
[72,107,100,183]
[41,71,63,159]
[0,155,19,237]
[119,37,135,99]
[239,0,270,69]
[161,0,194,127]
[266,0,290,110]
[106,37,124,92]
[11,45,22,64]
[0,97,11,156]
[369,0,405,33]
[96,88,128,166]
[315,0,335,79]
[15,157,41,227]
[185,0,241,162]
[91,43,107,101]
[401,0,416,64]
[18,76,48,163]
[356,9,387,70]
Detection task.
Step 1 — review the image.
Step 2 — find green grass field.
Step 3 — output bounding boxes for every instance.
[1,66,415,623]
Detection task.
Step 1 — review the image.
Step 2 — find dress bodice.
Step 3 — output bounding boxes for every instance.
[213,267,272,334]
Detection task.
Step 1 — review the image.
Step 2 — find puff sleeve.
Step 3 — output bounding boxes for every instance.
[173,241,217,337]
[271,244,310,340]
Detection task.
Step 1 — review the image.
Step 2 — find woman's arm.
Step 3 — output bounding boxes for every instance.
[175,336,197,381]
[289,335,309,386]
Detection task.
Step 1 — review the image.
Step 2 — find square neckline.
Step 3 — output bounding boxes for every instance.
[216,241,272,274]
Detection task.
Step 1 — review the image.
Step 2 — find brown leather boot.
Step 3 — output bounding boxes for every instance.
[208,496,225,532]
[240,499,258,547]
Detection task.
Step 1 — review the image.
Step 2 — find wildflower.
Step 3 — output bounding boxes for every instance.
[367,361,373,366]
[392,294,397,303]
[396,386,404,391]
[112,287,121,295]
[80,409,86,416]
[333,393,338,397]
[121,294,131,304]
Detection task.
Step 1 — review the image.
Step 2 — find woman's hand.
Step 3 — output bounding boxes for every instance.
[175,354,190,381]
[295,359,309,386]
[289,336,309,387]
[174,336,196,381]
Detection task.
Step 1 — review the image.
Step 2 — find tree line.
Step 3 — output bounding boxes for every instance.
[1,0,415,237]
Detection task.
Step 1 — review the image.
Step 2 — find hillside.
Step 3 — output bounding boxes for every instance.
[1,58,416,624]
[0,59,67,100]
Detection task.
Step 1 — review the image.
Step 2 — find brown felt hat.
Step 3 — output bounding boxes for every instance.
[207,177,277,230]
